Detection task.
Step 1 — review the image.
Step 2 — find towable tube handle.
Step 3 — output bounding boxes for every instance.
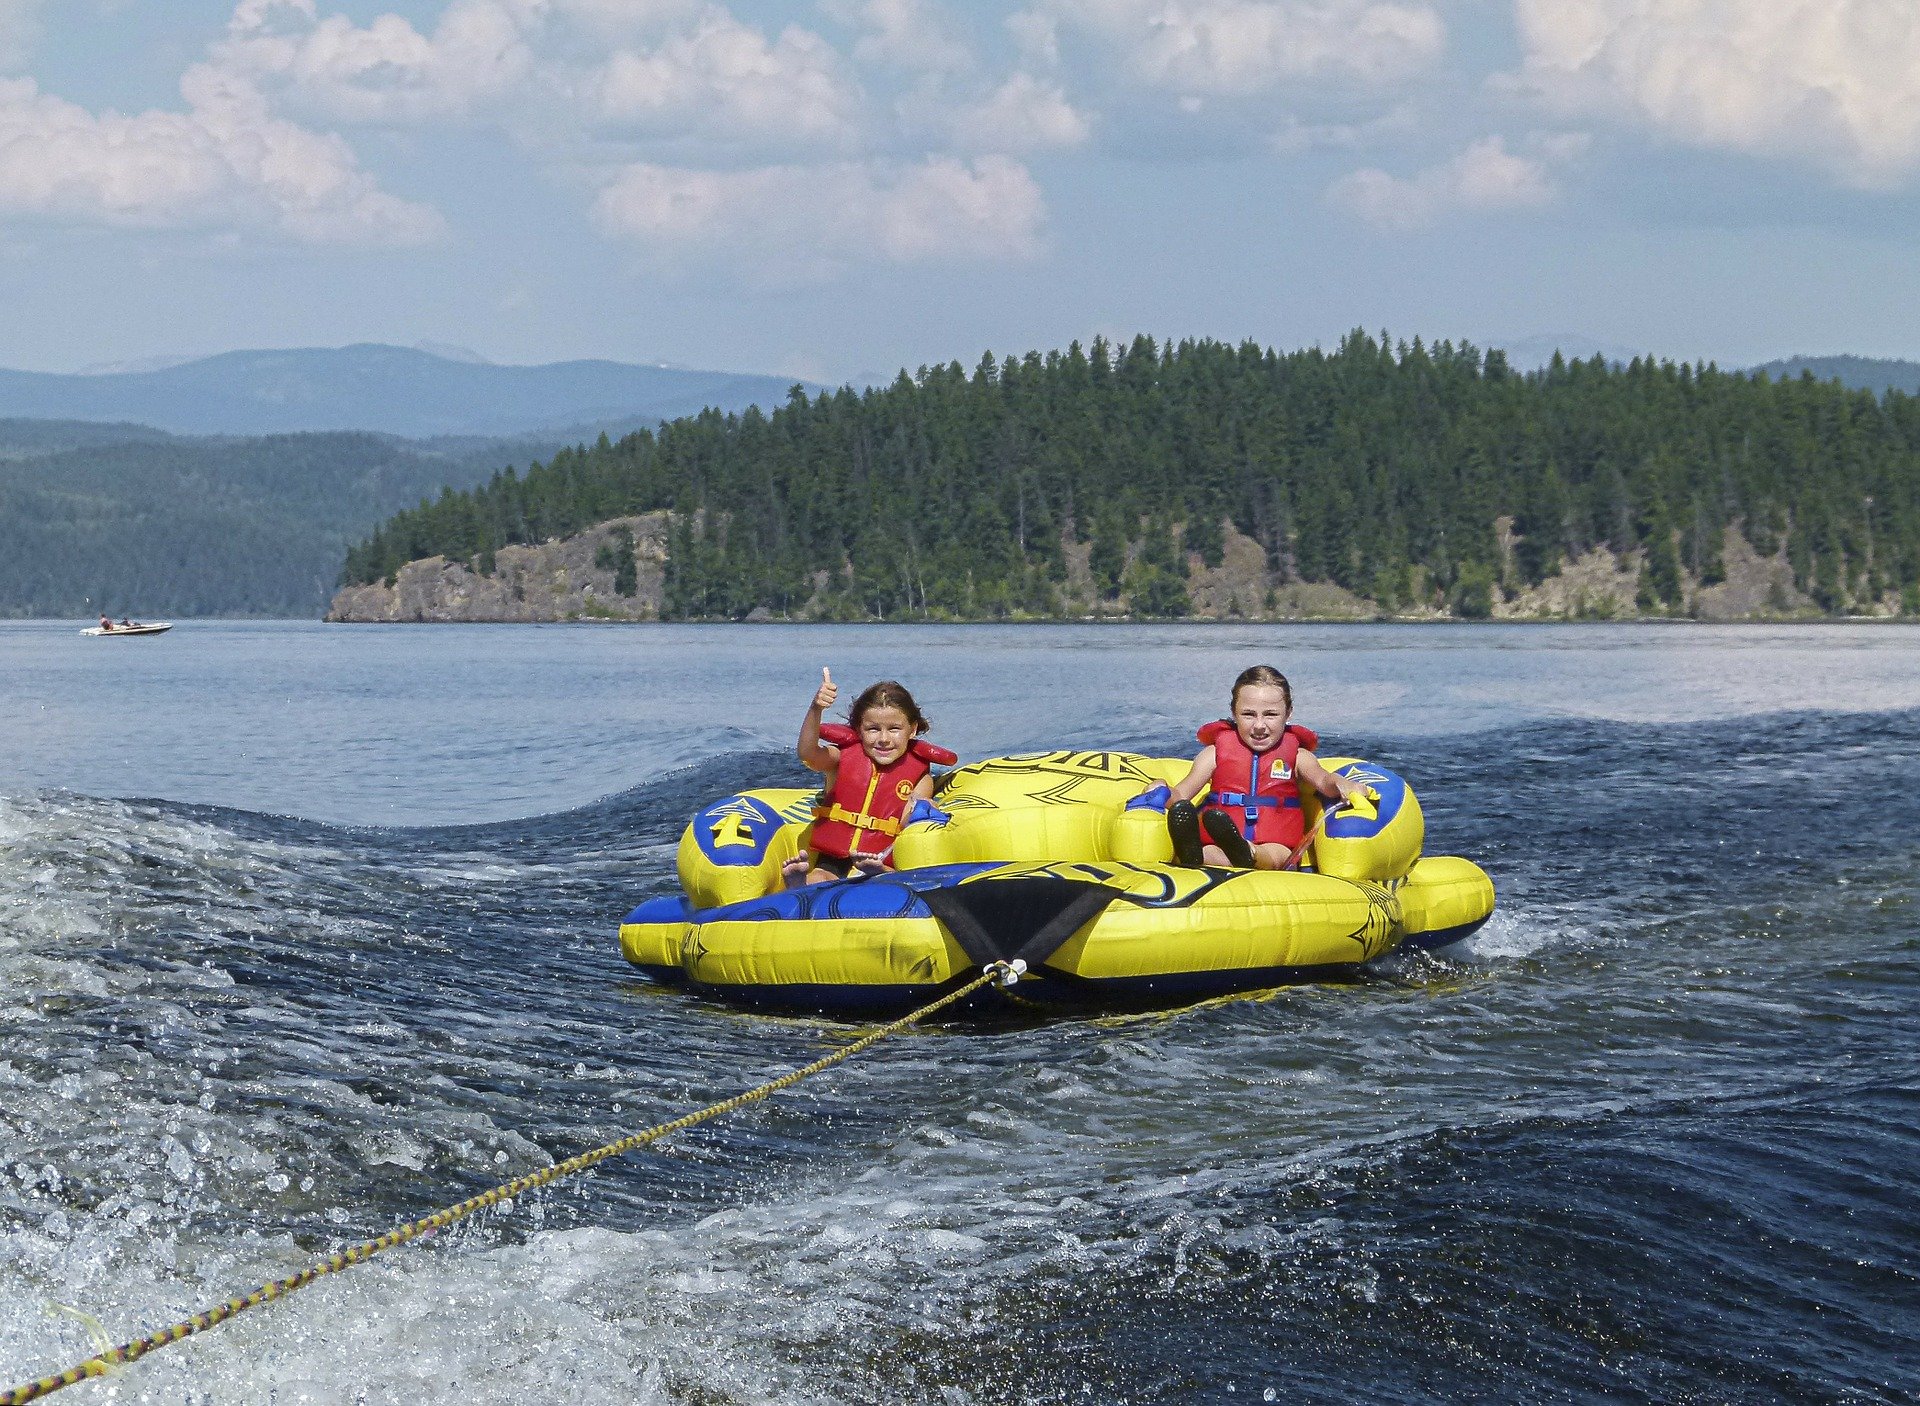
[1126,783,1172,813]
[901,798,950,828]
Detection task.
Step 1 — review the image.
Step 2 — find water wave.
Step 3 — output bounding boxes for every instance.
[4,709,1919,1401]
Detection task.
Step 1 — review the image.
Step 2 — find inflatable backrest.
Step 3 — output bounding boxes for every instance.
[676,788,814,909]
[895,802,1112,867]
[1304,759,1423,881]
[897,751,1188,867]
[935,750,1182,809]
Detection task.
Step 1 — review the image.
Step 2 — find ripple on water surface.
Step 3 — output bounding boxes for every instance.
[4,673,1920,1399]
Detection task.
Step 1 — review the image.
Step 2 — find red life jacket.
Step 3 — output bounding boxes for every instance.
[809,723,957,862]
[1198,720,1320,849]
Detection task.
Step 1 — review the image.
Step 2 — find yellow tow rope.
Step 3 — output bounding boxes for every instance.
[1,966,1008,1404]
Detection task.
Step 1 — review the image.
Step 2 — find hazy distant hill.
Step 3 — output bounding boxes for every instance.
[0,344,806,438]
[1498,343,1920,396]
[1748,355,1920,397]
[0,425,563,617]
[1496,334,1644,371]
[0,418,173,460]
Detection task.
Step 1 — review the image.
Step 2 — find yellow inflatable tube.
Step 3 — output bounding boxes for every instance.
[619,745,1494,1013]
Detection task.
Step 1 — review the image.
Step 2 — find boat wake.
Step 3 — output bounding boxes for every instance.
[4,707,1920,1400]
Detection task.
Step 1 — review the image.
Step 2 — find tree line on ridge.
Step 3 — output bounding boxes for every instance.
[339,332,1920,620]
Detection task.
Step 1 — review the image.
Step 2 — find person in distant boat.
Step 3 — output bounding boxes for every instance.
[120,617,135,628]
[1162,665,1368,870]
[98,615,113,632]
[786,669,955,884]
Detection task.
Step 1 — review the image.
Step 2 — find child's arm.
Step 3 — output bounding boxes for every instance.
[911,773,937,803]
[1295,750,1365,803]
[797,667,838,774]
[1168,747,1217,803]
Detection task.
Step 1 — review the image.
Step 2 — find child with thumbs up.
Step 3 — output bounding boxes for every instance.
[789,670,955,883]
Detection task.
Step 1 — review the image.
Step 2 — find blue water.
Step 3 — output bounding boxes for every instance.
[2,621,1917,1402]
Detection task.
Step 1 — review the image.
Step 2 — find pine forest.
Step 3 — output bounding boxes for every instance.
[339,333,1920,621]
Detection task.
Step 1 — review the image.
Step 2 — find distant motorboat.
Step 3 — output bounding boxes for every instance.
[81,622,173,637]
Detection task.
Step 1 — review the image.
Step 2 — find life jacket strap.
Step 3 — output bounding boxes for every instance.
[816,803,903,837]
[1212,790,1275,809]
[1209,789,1300,842]
[1210,791,1300,809]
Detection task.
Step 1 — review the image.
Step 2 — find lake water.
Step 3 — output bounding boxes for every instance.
[2,620,1917,1402]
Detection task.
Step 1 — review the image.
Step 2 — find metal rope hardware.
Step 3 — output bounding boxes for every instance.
[0,965,1010,1405]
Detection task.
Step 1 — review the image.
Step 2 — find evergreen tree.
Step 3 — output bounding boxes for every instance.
[1089,504,1128,599]
[334,334,1920,622]
[1638,500,1684,610]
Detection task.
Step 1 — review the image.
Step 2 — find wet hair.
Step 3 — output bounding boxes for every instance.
[1230,665,1292,714]
[849,680,930,735]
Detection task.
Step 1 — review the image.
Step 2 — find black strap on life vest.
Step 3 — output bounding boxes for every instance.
[920,876,1122,973]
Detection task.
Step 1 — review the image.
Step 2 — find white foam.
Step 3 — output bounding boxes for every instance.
[1450,905,1590,961]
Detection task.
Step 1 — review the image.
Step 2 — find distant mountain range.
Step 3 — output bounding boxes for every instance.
[0,344,808,439]
[0,418,584,617]
[8,333,1920,619]
[1497,338,1920,398]
[1745,355,1920,397]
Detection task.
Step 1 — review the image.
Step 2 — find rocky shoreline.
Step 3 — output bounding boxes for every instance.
[327,515,669,623]
[327,517,1864,624]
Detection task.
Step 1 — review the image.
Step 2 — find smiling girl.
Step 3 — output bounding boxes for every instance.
[1166,664,1365,870]
[790,669,955,884]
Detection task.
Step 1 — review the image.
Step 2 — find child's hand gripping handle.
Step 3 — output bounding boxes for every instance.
[1280,784,1379,872]
[1341,784,1381,823]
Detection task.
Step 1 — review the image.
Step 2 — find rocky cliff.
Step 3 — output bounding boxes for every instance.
[328,515,1868,623]
[327,515,667,622]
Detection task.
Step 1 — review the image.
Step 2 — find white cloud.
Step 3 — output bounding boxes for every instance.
[216,2,862,150]
[1509,0,1920,189]
[210,0,538,123]
[877,154,1044,258]
[823,0,972,73]
[596,7,860,145]
[593,154,1044,270]
[4,0,1083,266]
[947,72,1091,152]
[0,71,443,243]
[1328,134,1568,230]
[1029,0,1446,96]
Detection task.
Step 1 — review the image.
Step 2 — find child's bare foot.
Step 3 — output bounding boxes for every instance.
[780,855,810,888]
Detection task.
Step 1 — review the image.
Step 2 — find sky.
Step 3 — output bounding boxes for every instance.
[1,0,1918,383]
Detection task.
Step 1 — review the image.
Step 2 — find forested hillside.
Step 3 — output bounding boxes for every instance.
[0,430,547,616]
[341,333,1920,620]
[0,418,173,460]
[1747,355,1920,399]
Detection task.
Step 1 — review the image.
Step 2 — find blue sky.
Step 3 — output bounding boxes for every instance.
[1,0,1917,382]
